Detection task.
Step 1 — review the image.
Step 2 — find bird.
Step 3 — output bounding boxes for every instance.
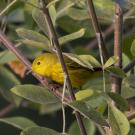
[32,52,101,88]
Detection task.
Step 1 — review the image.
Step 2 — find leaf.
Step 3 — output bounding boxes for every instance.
[128,125,135,135]
[130,39,135,56]
[8,60,27,78]
[75,89,94,101]
[108,104,130,135]
[59,28,85,45]
[11,84,59,104]
[107,67,126,78]
[40,102,62,114]
[0,66,21,105]
[49,5,56,25]
[16,28,50,47]
[127,75,135,88]
[85,93,107,113]
[32,8,49,36]
[0,117,37,130]
[103,56,118,69]
[66,101,108,126]
[107,92,129,111]
[64,53,93,69]
[68,119,95,135]
[57,0,74,18]
[64,53,101,69]
[57,16,95,38]
[79,54,101,68]
[67,8,89,21]
[16,28,52,51]
[0,50,17,64]
[20,126,60,135]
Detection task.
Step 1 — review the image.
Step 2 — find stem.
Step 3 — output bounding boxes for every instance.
[127,112,135,120]
[123,58,135,73]
[86,8,135,50]
[0,0,18,17]
[41,1,87,135]
[87,0,109,61]
[62,76,67,134]
[96,33,106,93]
[111,4,123,94]
[0,30,70,102]
[0,104,15,117]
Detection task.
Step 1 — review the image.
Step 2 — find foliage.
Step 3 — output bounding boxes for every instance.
[0,0,135,135]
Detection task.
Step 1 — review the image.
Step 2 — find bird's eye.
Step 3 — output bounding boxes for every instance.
[37,61,41,65]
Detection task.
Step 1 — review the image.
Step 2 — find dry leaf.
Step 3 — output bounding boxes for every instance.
[8,60,27,78]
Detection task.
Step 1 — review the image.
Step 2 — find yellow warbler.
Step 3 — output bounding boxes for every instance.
[32,53,101,88]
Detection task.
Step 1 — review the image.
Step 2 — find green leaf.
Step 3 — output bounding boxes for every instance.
[0,117,37,130]
[107,92,129,111]
[126,75,135,88]
[85,93,107,113]
[0,66,21,104]
[11,85,59,104]
[32,8,49,36]
[121,77,135,99]
[75,89,94,101]
[66,101,108,126]
[59,28,85,45]
[0,50,17,64]
[64,53,101,69]
[79,54,101,68]
[107,67,126,78]
[16,28,49,44]
[64,53,93,69]
[130,39,135,56]
[49,5,56,25]
[40,102,62,114]
[57,0,74,18]
[67,8,89,21]
[103,56,118,69]
[108,104,130,135]
[57,16,95,38]
[20,126,60,135]
[68,119,95,135]
[128,125,135,135]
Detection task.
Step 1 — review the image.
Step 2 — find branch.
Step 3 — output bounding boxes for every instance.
[87,0,109,61]
[0,104,15,117]
[111,4,123,94]
[41,1,87,135]
[86,8,135,50]
[123,58,135,73]
[127,111,135,120]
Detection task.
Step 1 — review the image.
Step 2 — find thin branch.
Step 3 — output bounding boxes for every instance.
[0,0,18,17]
[0,30,70,102]
[0,104,15,117]
[41,1,87,135]
[127,111,135,120]
[87,0,109,61]
[86,8,135,50]
[111,4,123,94]
[123,58,135,73]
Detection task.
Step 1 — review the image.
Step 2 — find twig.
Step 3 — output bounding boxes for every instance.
[86,8,135,50]
[41,1,87,135]
[0,104,15,117]
[127,111,135,120]
[87,0,109,61]
[0,0,18,17]
[111,4,123,94]
[0,30,70,102]
[123,58,135,73]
